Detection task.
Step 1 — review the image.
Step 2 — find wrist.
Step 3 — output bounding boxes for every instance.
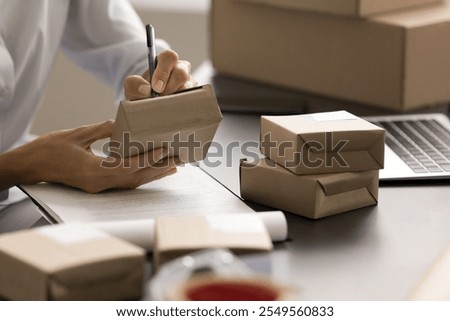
[0,147,41,189]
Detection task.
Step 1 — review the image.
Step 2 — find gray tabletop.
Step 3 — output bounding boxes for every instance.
[1,62,450,300]
[194,62,450,300]
[199,113,450,300]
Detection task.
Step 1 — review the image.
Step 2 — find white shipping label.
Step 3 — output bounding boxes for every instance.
[37,224,108,245]
[312,110,358,122]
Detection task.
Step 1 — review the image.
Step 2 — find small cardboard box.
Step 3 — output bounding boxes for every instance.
[240,158,379,219]
[0,225,146,300]
[211,0,450,111]
[153,214,273,269]
[238,0,442,17]
[110,85,222,161]
[260,111,385,175]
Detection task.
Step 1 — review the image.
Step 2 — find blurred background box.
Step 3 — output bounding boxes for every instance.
[211,0,450,112]
[238,0,443,17]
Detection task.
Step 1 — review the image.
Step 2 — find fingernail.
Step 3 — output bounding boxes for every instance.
[154,80,164,93]
[138,84,151,96]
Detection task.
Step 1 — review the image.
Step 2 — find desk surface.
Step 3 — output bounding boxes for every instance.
[1,63,450,300]
[199,113,450,300]
[195,62,450,300]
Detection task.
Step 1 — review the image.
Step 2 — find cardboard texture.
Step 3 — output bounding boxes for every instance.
[110,85,222,161]
[153,215,273,269]
[211,0,450,111]
[238,0,442,17]
[260,111,385,175]
[240,158,379,219]
[0,225,146,300]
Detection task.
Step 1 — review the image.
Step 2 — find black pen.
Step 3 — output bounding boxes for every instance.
[145,24,158,97]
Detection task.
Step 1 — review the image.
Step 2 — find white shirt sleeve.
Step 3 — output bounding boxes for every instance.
[0,37,15,112]
[60,0,169,101]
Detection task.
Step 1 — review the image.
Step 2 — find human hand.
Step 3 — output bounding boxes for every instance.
[8,121,178,193]
[124,49,197,100]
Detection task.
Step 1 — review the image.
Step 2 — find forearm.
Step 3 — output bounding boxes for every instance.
[0,148,38,190]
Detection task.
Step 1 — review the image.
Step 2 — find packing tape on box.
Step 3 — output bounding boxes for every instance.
[88,211,287,252]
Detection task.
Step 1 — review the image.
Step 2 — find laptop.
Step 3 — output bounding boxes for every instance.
[364,113,450,181]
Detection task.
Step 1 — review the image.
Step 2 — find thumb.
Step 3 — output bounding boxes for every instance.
[124,74,151,100]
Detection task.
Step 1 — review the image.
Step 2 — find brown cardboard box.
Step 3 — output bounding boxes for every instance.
[211,0,450,111]
[0,225,146,300]
[240,158,379,219]
[153,214,273,269]
[110,85,222,161]
[238,0,442,17]
[260,111,385,175]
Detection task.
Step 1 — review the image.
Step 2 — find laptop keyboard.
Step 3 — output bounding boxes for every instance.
[371,119,450,173]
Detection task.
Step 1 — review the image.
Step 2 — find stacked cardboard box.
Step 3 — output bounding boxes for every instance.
[240,111,385,219]
[211,0,450,111]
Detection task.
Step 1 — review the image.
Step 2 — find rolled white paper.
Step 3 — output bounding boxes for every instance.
[91,220,155,251]
[258,211,288,242]
[89,211,288,252]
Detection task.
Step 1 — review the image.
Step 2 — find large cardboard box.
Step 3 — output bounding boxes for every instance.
[153,214,273,269]
[238,0,442,17]
[260,111,385,175]
[211,0,450,111]
[110,85,222,161]
[0,225,146,300]
[240,158,379,219]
